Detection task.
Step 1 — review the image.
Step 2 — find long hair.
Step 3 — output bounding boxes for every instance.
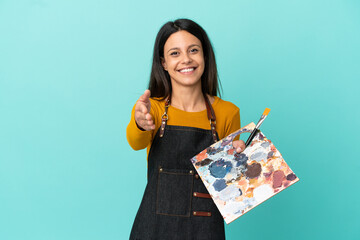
[148,18,221,99]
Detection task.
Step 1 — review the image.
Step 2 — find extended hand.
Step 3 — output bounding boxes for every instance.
[134,90,155,131]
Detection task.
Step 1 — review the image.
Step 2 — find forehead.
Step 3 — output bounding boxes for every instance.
[164,30,202,50]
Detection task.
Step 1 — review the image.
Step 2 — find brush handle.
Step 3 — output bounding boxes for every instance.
[245,129,260,147]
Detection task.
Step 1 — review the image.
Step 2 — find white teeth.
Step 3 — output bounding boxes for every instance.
[179,68,194,73]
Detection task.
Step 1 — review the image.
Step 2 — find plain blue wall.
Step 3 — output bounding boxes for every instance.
[1,0,359,239]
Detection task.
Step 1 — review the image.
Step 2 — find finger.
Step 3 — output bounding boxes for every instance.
[232,141,240,152]
[136,112,152,123]
[139,89,151,103]
[147,123,155,130]
[147,119,154,126]
[142,122,155,131]
[135,115,155,131]
[137,90,152,114]
[145,113,153,121]
[144,125,155,131]
[233,140,246,153]
[145,115,155,130]
[136,120,151,131]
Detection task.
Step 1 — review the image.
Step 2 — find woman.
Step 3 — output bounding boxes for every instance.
[127,18,245,240]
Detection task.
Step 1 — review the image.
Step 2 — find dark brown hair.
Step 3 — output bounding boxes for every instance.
[148,18,221,99]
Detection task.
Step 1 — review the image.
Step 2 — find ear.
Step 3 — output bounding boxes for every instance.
[161,57,167,71]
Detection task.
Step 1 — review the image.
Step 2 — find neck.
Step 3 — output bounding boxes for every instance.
[170,86,206,112]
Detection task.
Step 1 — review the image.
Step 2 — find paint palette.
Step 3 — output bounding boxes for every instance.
[190,122,299,224]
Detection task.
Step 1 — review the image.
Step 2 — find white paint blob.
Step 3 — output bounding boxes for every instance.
[218,185,241,202]
[253,184,274,203]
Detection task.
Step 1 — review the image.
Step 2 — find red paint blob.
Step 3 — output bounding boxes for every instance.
[272,170,285,188]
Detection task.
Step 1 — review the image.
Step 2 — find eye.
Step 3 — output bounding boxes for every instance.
[190,48,199,53]
[170,51,179,56]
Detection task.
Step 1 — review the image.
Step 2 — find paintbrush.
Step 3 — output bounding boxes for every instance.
[245,108,271,147]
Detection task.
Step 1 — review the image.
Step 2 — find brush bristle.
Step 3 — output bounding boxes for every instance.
[263,108,271,116]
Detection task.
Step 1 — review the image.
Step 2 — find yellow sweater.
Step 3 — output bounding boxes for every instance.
[126,96,240,157]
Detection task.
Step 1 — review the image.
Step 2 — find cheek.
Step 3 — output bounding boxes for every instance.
[166,60,177,71]
[198,56,205,69]
[198,59,205,73]
[198,67,205,76]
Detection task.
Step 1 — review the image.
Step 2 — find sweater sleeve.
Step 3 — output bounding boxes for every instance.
[225,107,241,141]
[126,103,154,151]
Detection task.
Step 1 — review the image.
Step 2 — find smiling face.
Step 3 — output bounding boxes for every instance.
[161,30,205,91]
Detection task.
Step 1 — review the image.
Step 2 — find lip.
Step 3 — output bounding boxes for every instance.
[177,67,197,74]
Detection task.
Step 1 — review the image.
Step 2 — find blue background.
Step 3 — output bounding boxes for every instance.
[1,0,359,239]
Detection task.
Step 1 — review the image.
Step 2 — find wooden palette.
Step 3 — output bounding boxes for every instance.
[190,122,299,224]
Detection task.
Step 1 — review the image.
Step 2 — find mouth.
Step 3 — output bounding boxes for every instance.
[178,67,197,74]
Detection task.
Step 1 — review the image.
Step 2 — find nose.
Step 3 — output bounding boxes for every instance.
[182,52,192,64]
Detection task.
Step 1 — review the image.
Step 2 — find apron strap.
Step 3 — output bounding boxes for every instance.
[204,94,218,143]
[159,97,170,138]
[159,94,218,143]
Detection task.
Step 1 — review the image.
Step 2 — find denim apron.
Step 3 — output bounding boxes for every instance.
[130,96,225,240]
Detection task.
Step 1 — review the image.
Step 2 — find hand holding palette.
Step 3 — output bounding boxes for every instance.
[190,122,299,224]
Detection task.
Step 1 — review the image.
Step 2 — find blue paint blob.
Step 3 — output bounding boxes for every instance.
[261,142,270,148]
[206,146,224,155]
[213,179,227,192]
[221,136,233,146]
[251,152,267,162]
[209,159,233,178]
[234,153,248,167]
[195,158,212,167]
[206,147,217,155]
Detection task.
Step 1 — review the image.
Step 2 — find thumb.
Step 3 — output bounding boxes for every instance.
[138,90,151,113]
[139,89,151,103]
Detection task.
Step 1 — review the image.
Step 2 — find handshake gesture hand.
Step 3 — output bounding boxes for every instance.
[134,90,155,131]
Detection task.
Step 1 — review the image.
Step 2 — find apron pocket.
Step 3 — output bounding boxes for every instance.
[156,168,194,217]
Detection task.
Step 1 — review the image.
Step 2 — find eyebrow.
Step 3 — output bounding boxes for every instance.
[167,44,201,53]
